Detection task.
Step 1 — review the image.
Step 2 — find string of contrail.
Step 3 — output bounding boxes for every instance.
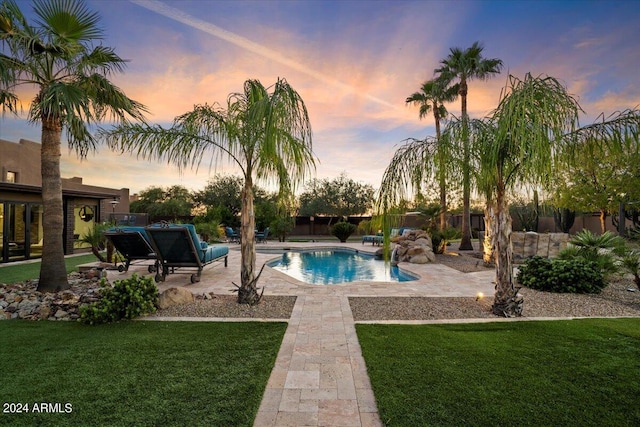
[130,0,399,110]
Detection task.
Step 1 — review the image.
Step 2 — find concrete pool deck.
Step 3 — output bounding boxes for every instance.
[107,241,495,427]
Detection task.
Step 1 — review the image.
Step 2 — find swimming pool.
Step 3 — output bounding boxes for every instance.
[266,248,418,285]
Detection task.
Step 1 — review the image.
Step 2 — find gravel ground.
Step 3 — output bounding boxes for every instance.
[153,252,640,321]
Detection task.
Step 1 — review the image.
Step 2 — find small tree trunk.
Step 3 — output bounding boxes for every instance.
[37,118,69,292]
[238,179,258,304]
[599,208,607,234]
[492,185,523,317]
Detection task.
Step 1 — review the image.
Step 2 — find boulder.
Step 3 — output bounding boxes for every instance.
[158,287,194,309]
[392,231,435,264]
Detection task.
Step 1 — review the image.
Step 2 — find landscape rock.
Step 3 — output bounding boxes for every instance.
[392,230,436,265]
[158,287,194,309]
[0,271,108,321]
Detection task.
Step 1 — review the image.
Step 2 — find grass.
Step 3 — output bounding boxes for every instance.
[357,318,640,427]
[0,320,286,427]
[0,254,98,284]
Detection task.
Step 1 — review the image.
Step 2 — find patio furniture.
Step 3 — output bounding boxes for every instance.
[361,234,383,246]
[146,223,228,283]
[225,227,240,243]
[104,226,158,273]
[255,227,270,243]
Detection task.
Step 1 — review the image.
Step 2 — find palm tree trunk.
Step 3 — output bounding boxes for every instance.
[483,202,494,265]
[435,112,447,230]
[458,87,473,250]
[238,178,258,304]
[491,184,523,317]
[37,118,70,292]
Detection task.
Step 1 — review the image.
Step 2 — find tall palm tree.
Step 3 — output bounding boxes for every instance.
[436,41,503,250]
[103,78,316,304]
[0,0,146,292]
[405,77,458,230]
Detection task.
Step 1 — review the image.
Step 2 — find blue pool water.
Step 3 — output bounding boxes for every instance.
[266,249,418,285]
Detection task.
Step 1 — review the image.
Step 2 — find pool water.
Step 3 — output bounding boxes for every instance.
[266,249,418,285]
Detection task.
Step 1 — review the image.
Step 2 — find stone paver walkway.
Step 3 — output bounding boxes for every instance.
[253,295,381,426]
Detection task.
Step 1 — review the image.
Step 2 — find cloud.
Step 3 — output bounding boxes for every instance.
[130,0,400,111]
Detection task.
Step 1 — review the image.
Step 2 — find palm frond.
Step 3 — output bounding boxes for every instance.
[377,137,438,211]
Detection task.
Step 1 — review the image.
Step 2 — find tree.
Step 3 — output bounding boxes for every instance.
[298,173,375,220]
[405,77,458,230]
[552,111,640,233]
[476,74,581,316]
[130,185,194,220]
[103,78,315,304]
[194,174,243,227]
[0,0,146,292]
[436,41,503,250]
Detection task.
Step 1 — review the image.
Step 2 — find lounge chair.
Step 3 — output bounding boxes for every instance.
[225,227,240,243]
[255,227,270,243]
[145,223,228,283]
[104,226,158,273]
[361,233,383,246]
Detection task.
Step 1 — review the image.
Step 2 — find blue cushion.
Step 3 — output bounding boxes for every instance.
[147,223,228,264]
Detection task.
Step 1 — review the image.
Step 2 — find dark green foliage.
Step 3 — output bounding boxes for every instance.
[80,274,158,324]
[331,221,357,242]
[517,256,605,293]
[559,230,626,277]
[430,226,460,253]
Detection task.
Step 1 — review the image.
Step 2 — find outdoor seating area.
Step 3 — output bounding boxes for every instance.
[107,223,228,283]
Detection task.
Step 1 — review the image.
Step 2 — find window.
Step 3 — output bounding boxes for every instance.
[6,171,16,183]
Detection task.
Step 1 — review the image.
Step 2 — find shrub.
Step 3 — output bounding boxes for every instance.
[517,256,605,294]
[331,221,357,242]
[80,274,158,325]
[559,230,626,277]
[431,227,461,254]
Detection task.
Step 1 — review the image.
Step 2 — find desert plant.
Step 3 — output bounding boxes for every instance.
[431,227,461,254]
[517,256,606,294]
[559,230,626,277]
[331,221,357,243]
[79,274,158,325]
[553,207,575,233]
[77,224,110,262]
[620,250,640,290]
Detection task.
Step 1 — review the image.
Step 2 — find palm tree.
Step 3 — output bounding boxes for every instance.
[477,73,581,316]
[405,77,458,230]
[436,41,503,250]
[102,78,316,304]
[0,0,146,292]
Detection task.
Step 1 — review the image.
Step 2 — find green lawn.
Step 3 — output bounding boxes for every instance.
[0,254,99,284]
[357,318,640,427]
[0,320,286,427]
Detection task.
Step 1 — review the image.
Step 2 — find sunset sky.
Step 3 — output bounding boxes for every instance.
[2,0,639,195]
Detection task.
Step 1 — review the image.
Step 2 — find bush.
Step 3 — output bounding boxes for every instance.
[431,227,461,254]
[80,274,158,325]
[559,230,626,277]
[517,256,606,294]
[331,221,357,242]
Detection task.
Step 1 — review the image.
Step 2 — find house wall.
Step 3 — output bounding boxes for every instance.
[0,139,42,186]
[0,138,131,263]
